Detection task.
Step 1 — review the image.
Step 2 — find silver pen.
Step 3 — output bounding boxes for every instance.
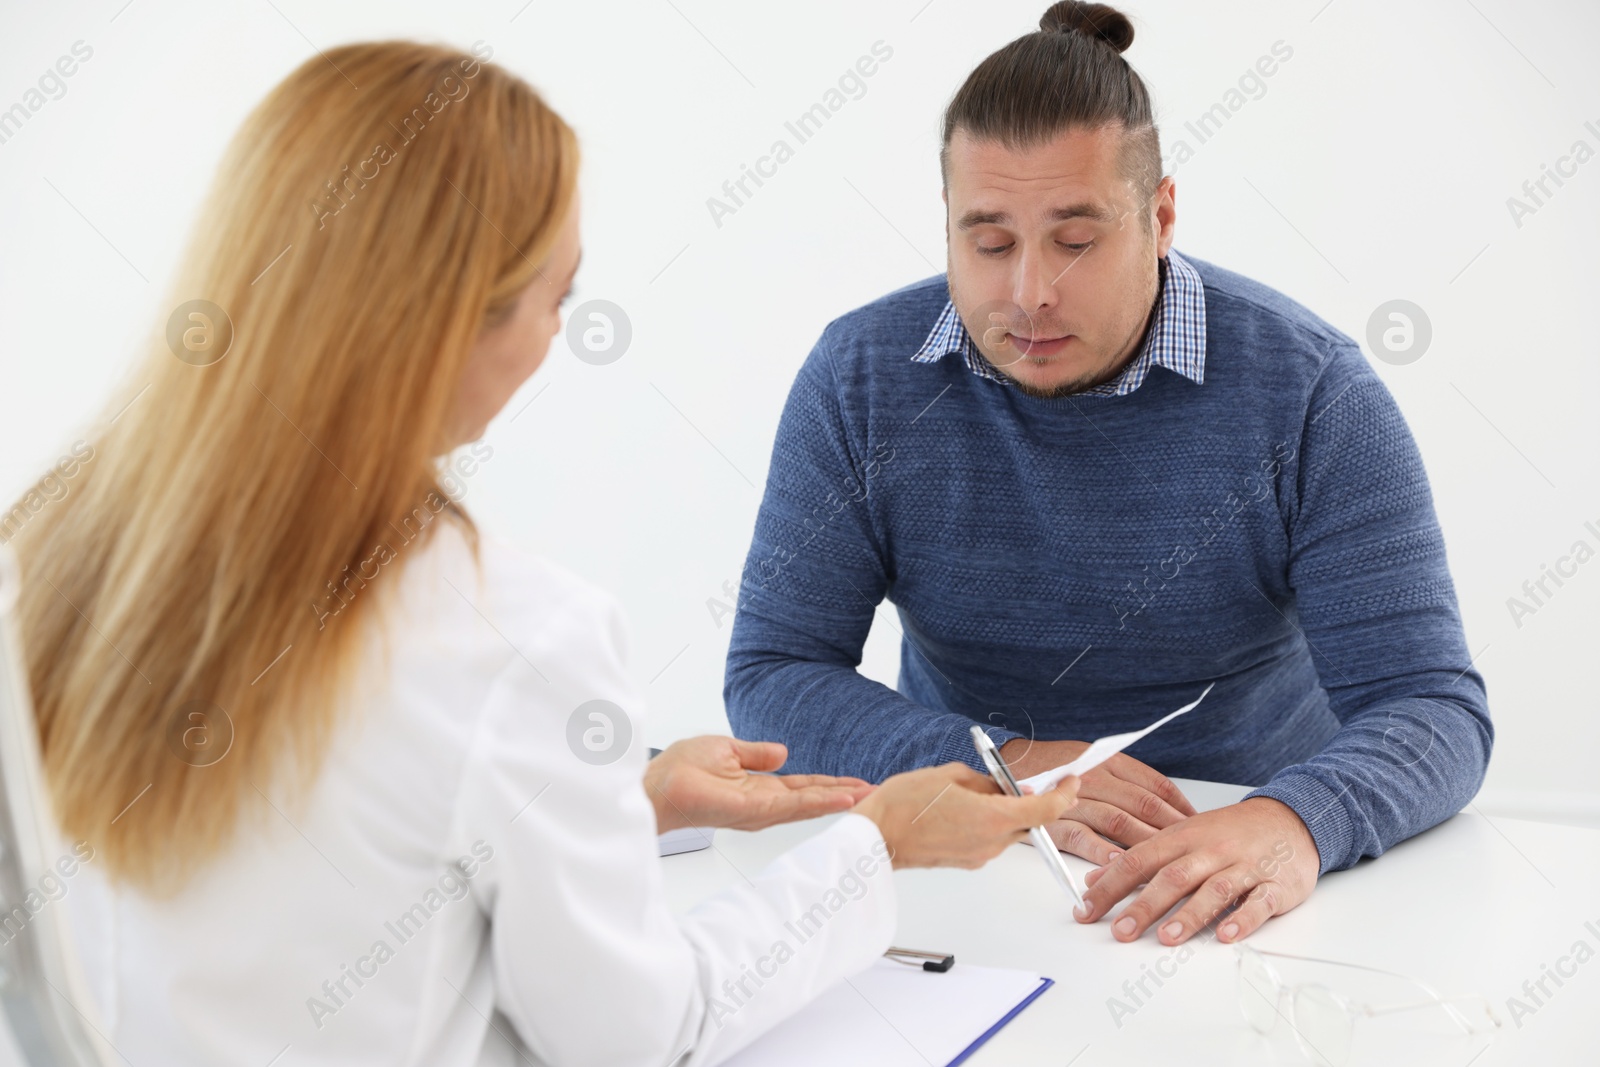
[970,725,1084,907]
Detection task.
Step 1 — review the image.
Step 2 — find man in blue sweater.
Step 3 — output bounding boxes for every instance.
[724,3,1491,948]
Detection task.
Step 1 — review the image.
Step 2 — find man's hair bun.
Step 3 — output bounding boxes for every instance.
[1039,1,1135,54]
[941,0,1160,199]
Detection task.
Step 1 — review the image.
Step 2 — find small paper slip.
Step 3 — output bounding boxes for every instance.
[658,826,714,857]
[1018,682,1215,795]
[721,958,1052,1067]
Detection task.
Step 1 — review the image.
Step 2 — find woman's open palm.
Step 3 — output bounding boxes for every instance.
[644,736,876,833]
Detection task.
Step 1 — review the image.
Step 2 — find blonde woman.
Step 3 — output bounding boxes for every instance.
[8,41,1078,1066]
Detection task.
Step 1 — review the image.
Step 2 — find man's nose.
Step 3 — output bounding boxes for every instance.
[1012,245,1058,316]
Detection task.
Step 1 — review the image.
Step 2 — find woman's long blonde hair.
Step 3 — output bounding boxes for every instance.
[7,40,578,892]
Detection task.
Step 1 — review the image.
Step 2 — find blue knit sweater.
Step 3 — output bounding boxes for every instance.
[724,251,1492,875]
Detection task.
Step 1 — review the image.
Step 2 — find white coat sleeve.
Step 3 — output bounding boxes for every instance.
[451,580,898,1067]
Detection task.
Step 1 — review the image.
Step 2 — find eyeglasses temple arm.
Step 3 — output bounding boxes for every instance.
[1357,995,1500,1035]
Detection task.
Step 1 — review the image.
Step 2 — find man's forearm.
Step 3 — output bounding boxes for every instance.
[1246,692,1492,874]
[725,615,1020,782]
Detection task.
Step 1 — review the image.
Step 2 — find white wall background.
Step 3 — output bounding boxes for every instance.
[2,0,1596,824]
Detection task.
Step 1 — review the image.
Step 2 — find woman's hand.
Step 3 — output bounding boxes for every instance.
[644,736,875,833]
[853,763,1081,869]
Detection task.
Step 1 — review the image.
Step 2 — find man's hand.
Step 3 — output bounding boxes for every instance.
[998,737,1197,865]
[1073,796,1320,945]
[644,736,875,833]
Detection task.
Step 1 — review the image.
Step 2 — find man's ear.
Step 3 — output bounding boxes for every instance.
[1154,175,1177,258]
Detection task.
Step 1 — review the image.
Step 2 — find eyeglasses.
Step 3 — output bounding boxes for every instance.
[1235,944,1501,1066]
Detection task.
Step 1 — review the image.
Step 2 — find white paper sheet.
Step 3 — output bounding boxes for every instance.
[1017,682,1215,795]
[721,958,1050,1067]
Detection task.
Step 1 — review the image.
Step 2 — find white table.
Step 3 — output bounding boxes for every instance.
[661,780,1599,1065]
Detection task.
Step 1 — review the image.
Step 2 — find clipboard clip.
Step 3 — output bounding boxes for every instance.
[884,946,955,972]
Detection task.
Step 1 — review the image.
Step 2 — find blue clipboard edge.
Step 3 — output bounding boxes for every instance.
[945,975,1054,1067]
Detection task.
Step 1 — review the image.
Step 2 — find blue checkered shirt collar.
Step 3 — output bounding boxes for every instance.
[910,248,1207,396]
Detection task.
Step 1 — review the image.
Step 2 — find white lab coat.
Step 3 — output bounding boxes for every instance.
[62,516,897,1065]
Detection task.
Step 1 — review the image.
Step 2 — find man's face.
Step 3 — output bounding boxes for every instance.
[944,125,1175,398]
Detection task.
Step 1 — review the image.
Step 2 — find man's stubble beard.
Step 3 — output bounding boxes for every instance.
[1004,358,1122,400]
